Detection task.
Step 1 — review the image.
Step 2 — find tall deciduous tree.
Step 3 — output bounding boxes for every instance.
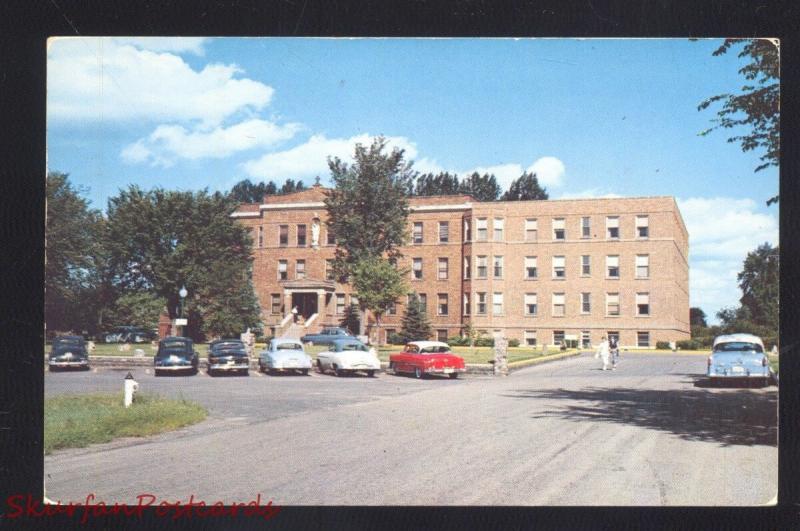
[698,39,779,205]
[399,293,432,343]
[689,307,708,328]
[458,172,501,201]
[737,242,779,330]
[351,256,408,344]
[501,172,549,201]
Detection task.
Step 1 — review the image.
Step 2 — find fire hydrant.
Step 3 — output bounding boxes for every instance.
[124,372,139,408]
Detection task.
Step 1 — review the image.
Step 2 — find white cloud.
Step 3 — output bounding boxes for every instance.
[111,37,209,55]
[122,119,302,166]
[47,38,272,126]
[527,156,566,188]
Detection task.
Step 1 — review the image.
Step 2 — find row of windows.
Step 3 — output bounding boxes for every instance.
[269,292,357,315]
[254,224,337,248]
[461,215,650,243]
[465,291,651,317]
[382,328,653,348]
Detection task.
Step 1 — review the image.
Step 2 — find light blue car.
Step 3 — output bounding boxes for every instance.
[707,333,774,386]
[258,338,313,375]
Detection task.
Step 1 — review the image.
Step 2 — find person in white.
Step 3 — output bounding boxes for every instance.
[594,335,612,371]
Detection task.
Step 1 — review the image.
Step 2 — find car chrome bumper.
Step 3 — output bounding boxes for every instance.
[708,370,770,378]
[426,367,466,374]
[49,360,88,366]
[209,363,249,370]
[154,364,194,370]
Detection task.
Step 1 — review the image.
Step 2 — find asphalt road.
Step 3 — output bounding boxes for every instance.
[44,353,777,506]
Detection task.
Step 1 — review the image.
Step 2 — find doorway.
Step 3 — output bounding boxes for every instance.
[291,292,318,320]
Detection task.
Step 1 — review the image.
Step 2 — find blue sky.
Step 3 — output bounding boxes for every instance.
[46,37,779,323]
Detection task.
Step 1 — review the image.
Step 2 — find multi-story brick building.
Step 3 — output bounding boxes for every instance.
[233,184,690,348]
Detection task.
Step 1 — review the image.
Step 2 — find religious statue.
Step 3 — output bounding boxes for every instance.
[311,218,320,247]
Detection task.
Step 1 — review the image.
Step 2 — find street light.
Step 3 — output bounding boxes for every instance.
[176,285,188,337]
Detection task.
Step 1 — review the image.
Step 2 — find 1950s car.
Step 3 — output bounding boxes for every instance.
[48,335,90,371]
[389,341,466,379]
[259,338,313,375]
[707,333,773,386]
[316,338,381,377]
[207,339,250,376]
[300,327,353,346]
[154,336,199,376]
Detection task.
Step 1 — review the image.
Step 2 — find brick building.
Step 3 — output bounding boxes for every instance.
[232,184,690,348]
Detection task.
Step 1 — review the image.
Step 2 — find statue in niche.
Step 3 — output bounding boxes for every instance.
[311,217,321,248]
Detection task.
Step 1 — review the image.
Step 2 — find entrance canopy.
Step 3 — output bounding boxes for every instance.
[280,279,336,292]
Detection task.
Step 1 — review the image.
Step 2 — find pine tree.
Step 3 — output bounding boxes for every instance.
[502,172,549,201]
[399,293,432,343]
[459,172,501,201]
[339,303,361,335]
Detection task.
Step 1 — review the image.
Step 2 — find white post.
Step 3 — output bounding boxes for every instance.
[124,372,139,408]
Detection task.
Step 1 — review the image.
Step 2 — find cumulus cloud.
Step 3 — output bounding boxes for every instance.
[122,119,302,166]
[47,38,272,126]
[111,37,209,55]
[527,156,566,188]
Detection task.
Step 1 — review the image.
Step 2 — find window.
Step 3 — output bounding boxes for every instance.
[525,219,538,242]
[476,256,488,278]
[476,218,488,241]
[581,255,591,276]
[525,293,538,316]
[463,293,471,315]
[606,216,620,239]
[336,294,345,314]
[412,222,423,244]
[552,256,566,279]
[385,328,396,342]
[552,293,565,317]
[258,226,264,248]
[581,292,591,314]
[606,293,620,316]
[636,254,650,278]
[438,293,449,316]
[278,260,288,280]
[493,255,504,278]
[412,258,423,280]
[438,221,449,243]
[581,331,591,349]
[525,256,538,279]
[606,255,620,278]
[493,218,504,241]
[295,259,306,279]
[418,293,427,313]
[636,215,649,238]
[327,229,335,245]
[581,217,591,238]
[437,329,448,342]
[552,218,565,240]
[271,294,282,314]
[325,259,335,281]
[636,293,650,316]
[463,219,471,242]
[297,224,307,246]
[279,225,288,246]
[524,330,537,346]
[637,331,651,347]
[553,330,565,346]
[438,258,449,280]
[387,301,397,315]
[463,256,471,279]
[492,292,504,315]
[476,292,487,314]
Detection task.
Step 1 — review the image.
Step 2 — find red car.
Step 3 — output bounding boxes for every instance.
[389,341,466,379]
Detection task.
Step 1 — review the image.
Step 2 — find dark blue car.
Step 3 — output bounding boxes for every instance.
[154,336,199,376]
[300,327,353,346]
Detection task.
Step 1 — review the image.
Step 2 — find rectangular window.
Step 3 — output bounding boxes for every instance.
[581,255,591,276]
[581,292,591,314]
[606,216,620,239]
[636,254,650,278]
[438,293,449,316]
[476,218,488,241]
[524,330,537,346]
[463,256,471,280]
[493,218,504,241]
[438,258,449,280]
[327,229,335,245]
[258,226,264,248]
[271,294,282,315]
[606,255,620,278]
[552,256,566,279]
[295,260,306,279]
[476,292,487,315]
[385,328,396,342]
[418,293,427,313]
[606,293,620,316]
[412,258,423,280]
[278,260,288,280]
[325,259,335,281]
[552,293,565,317]
[637,331,650,347]
[553,330,565,345]
[492,292,504,315]
[493,255,504,278]
[437,329,448,342]
[387,301,397,315]
[525,256,538,279]
[552,218,566,241]
[336,294,345,314]
[279,225,288,246]
[636,292,650,316]
[463,293,471,315]
[463,219,471,242]
[581,216,591,238]
[412,222,423,244]
[581,331,591,349]
[476,256,488,278]
[438,221,449,243]
[297,224,307,246]
[525,293,538,316]
[636,215,649,238]
[525,218,538,242]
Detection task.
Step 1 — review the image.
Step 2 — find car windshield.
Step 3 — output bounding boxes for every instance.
[420,346,452,354]
[161,340,189,350]
[213,341,244,350]
[341,343,368,352]
[54,338,83,347]
[276,343,303,351]
[713,342,763,353]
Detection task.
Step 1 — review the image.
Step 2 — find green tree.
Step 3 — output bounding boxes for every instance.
[279,178,306,195]
[689,307,708,327]
[107,292,166,330]
[501,172,549,201]
[698,39,779,205]
[339,303,361,335]
[737,242,779,330]
[399,292,432,343]
[228,179,278,203]
[458,172,501,201]
[350,256,408,344]
[414,172,461,196]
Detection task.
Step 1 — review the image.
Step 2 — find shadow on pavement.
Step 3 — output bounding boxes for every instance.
[503,387,777,447]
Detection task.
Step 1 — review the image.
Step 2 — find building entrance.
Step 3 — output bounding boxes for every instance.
[291,292,318,320]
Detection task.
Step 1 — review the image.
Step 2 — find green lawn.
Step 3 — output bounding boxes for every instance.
[44,393,207,454]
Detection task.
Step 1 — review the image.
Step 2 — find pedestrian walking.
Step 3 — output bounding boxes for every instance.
[594,335,612,371]
[609,336,619,370]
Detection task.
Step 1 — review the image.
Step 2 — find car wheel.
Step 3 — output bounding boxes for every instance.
[317,360,324,374]
[414,367,422,379]
[449,372,459,379]
[389,361,397,374]
[154,369,162,377]
[367,370,376,378]
[301,369,309,376]
[334,365,343,377]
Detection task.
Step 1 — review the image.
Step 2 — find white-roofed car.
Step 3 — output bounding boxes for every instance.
[258,338,313,375]
[707,333,774,386]
[316,338,381,377]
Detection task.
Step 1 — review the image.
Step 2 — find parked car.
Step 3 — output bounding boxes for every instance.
[104,326,156,344]
[259,338,313,375]
[207,339,250,376]
[48,335,90,371]
[300,327,353,346]
[316,338,381,377]
[389,341,466,379]
[154,336,199,376]
[707,333,773,386]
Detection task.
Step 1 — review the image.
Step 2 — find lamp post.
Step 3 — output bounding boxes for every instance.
[177,285,188,336]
